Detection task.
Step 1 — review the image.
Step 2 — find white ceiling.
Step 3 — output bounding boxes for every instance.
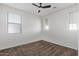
[3,3,75,16]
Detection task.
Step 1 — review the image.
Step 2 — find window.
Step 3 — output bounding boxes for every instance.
[69,24,77,30]
[8,13,21,33]
[44,18,49,30]
[45,25,49,30]
[69,11,78,31]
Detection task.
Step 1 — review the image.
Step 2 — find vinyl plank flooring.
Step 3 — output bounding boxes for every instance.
[0,40,78,56]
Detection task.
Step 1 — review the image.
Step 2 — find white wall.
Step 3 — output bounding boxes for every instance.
[77,11,79,55]
[42,4,79,50]
[0,4,41,50]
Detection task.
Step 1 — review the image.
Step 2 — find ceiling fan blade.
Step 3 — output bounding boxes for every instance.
[41,5,51,8]
[32,3,40,8]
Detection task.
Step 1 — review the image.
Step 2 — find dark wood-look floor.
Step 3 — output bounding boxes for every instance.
[0,40,78,56]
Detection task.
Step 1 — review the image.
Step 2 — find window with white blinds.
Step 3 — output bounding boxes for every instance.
[8,13,21,33]
[69,11,79,30]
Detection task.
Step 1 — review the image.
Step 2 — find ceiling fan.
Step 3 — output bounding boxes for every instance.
[32,3,56,13]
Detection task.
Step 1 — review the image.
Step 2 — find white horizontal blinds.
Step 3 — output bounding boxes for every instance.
[8,13,21,33]
[8,23,21,33]
[8,13,21,24]
[69,24,77,30]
